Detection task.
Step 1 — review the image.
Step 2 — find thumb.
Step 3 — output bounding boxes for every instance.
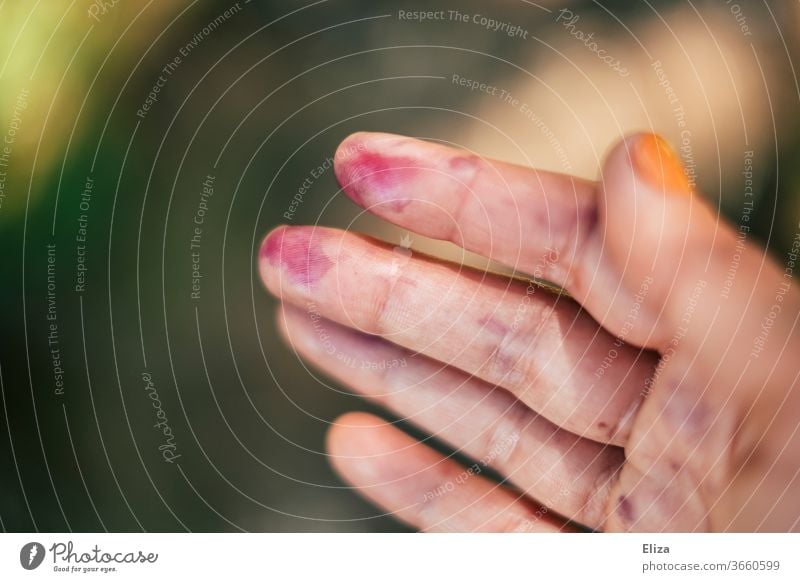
[599,134,715,346]
[596,133,787,359]
[596,134,800,531]
[600,132,800,449]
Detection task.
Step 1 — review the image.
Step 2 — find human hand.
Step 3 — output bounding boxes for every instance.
[260,132,800,531]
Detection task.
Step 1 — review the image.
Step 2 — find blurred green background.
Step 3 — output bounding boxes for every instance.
[1,0,798,531]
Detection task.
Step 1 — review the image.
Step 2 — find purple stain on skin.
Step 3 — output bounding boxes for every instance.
[334,146,418,212]
[478,315,509,337]
[662,388,712,438]
[616,494,635,525]
[261,226,333,290]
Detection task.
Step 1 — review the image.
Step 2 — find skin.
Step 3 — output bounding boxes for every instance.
[259,132,800,532]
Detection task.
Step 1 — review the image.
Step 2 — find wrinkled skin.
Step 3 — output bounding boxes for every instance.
[260,132,800,532]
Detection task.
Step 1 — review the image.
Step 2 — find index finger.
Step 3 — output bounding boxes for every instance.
[334,132,598,291]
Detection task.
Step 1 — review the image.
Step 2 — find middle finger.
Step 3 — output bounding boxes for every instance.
[260,225,658,445]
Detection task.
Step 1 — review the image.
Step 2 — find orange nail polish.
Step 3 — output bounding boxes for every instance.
[633,134,692,194]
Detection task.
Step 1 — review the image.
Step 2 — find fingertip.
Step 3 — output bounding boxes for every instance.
[334,131,376,160]
[334,131,404,161]
[258,225,289,284]
[600,131,701,266]
[327,412,394,483]
[332,131,386,185]
[257,225,335,292]
[632,133,694,195]
[327,412,386,452]
[599,133,718,346]
[601,132,695,205]
[333,132,419,211]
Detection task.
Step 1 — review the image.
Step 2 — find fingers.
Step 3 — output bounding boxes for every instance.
[333,132,597,292]
[598,134,800,428]
[598,134,800,531]
[599,133,800,372]
[328,132,672,354]
[278,304,622,529]
[332,131,800,392]
[327,412,570,532]
[333,132,800,362]
[602,461,710,532]
[260,225,658,445]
